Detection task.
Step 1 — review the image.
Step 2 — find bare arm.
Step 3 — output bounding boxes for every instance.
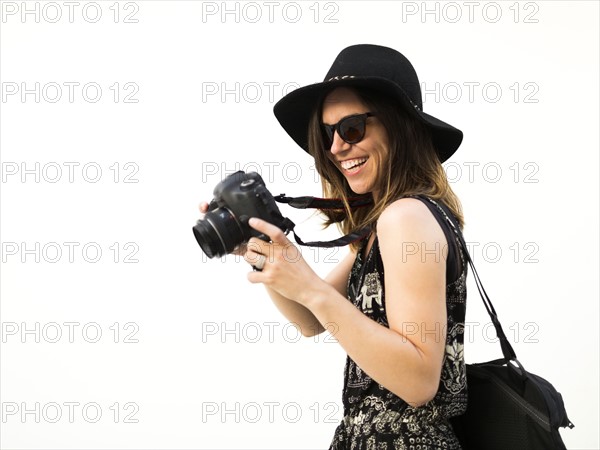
[264,249,356,337]
[245,199,447,406]
[304,199,447,405]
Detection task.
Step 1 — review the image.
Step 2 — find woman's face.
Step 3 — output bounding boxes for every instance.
[321,87,389,198]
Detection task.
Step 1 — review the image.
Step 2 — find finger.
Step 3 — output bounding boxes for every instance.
[243,249,264,266]
[248,217,288,245]
[247,270,263,284]
[198,202,209,213]
[246,237,270,255]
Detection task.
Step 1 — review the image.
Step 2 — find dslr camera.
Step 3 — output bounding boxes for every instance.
[193,171,290,258]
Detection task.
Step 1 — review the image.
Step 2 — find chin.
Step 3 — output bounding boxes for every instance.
[348,185,371,196]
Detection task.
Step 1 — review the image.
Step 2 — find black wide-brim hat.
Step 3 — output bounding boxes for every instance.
[273,44,463,163]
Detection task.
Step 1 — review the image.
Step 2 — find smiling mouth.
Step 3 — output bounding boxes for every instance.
[340,157,368,172]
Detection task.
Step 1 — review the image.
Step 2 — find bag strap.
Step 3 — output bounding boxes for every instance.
[418,196,518,363]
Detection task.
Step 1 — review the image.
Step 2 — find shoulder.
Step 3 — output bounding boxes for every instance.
[376,197,438,236]
[376,197,447,255]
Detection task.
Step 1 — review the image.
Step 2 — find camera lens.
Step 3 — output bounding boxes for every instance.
[193,207,245,258]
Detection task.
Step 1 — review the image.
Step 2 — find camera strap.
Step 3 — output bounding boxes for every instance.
[273,194,373,248]
[273,194,373,210]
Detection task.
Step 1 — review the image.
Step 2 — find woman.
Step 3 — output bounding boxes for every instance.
[203,44,468,449]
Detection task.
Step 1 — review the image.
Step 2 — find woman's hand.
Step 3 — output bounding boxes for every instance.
[198,202,247,256]
[244,217,326,306]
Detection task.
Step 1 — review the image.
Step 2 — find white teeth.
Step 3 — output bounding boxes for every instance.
[340,158,368,170]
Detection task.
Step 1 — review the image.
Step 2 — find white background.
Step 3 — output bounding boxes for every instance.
[1,1,598,449]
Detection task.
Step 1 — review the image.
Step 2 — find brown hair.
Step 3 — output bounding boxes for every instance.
[307,87,464,251]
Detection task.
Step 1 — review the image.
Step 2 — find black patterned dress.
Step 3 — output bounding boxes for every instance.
[329,197,468,450]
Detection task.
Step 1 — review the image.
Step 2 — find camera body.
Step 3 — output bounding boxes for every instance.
[193,171,289,258]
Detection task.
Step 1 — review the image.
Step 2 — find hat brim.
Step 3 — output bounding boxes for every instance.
[273,77,462,163]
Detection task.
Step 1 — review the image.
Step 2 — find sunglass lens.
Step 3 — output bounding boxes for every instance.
[340,116,366,143]
[322,126,334,149]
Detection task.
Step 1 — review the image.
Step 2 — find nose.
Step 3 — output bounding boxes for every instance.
[329,131,351,155]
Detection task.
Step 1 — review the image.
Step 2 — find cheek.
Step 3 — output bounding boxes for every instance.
[367,128,390,164]
[325,154,340,172]
[371,143,389,171]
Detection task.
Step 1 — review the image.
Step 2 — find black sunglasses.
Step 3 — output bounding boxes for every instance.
[321,112,375,150]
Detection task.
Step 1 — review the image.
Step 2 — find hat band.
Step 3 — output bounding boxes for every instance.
[326,75,356,82]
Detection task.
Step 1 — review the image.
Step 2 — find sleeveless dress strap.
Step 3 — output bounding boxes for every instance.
[409,195,463,284]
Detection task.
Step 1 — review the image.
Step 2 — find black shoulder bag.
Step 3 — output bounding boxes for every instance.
[432,200,575,450]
